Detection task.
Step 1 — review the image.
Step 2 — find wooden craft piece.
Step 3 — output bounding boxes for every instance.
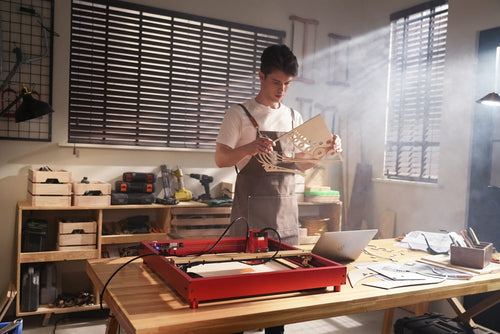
[256,114,343,176]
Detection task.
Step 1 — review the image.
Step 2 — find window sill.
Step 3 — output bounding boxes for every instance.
[58,142,214,153]
[372,177,440,188]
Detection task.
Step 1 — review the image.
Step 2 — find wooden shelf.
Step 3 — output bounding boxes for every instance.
[101,233,167,245]
[14,200,208,318]
[20,250,99,263]
[17,303,102,317]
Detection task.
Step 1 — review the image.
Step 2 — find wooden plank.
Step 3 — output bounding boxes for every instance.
[171,217,230,226]
[168,250,310,265]
[0,282,16,322]
[346,163,372,230]
[377,210,395,239]
[58,233,96,246]
[20,250,99,263]
[171,206,231,215]
[28,182,72,195]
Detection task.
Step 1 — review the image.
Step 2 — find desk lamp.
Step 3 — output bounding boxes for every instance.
[0,85,54,122]
[477,47,500,107]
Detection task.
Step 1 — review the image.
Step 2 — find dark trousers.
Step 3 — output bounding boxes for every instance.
[234,325,284,334]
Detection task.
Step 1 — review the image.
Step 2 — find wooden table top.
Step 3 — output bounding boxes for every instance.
[86,239,500,334]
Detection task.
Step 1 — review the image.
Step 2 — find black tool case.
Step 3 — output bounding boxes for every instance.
[394,313,496,334]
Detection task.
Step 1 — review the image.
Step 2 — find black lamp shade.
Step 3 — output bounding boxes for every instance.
[476,92,500,107]
[15,93,54,123]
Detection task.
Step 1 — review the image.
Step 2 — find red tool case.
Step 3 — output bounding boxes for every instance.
[140,234,347,308]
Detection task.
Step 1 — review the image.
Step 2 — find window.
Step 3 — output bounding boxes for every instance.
[68,0,284,149]
[384,0,448,182]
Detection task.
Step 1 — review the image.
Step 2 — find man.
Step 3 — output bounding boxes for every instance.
[215,45,341,334]
[216,44,341,246]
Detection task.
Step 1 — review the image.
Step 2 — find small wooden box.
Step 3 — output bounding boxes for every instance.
[28,193,71,207]
[58,221,97,247]
[28,181,72,196]
[59,221,97,234]
[29,169,72,183]
[72,195,111,207]
[73,181,111,195]
[450,242,494,269]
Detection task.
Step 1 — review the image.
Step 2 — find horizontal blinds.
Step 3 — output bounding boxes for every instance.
[385,1,448,182]
[68,0,284,148]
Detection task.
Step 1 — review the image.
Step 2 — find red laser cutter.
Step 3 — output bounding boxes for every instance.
[140,229,347,308]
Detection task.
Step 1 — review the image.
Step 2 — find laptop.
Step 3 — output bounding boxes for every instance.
[311,229,378,262]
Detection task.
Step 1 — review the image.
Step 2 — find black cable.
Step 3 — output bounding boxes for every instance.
[194,216,249,257]
[258,227,282,264]
[99,252,160,312]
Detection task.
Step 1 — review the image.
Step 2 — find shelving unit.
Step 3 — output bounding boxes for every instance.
[14,200,207,319]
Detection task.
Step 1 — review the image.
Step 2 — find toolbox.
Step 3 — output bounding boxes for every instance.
[394,312,495,334]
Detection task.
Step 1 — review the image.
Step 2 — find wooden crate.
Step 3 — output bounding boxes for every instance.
[28,181,72,196]
[58,233,96,246]
[170,206,231,239]
[73,195,111,207]
[29,169,72,183]
[58,220,97,249]
[57,245,96,251]
[59,221,97,234]
[73,181,111,196]
[28,193,71,207]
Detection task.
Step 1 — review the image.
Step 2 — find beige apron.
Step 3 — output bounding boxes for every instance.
[230,105,299,245]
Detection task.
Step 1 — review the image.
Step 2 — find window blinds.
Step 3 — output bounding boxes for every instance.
[68,0,284,149]
[384,0,448,182]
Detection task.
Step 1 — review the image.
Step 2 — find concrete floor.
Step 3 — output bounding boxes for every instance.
[16,308,414,333]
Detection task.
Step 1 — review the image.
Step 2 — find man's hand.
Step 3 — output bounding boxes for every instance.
[215,138,275,168]
[253,136,275,155]
[331,134,342,153]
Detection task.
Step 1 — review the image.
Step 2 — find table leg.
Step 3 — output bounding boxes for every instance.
[106,313,119,334]
[381,308,395,334]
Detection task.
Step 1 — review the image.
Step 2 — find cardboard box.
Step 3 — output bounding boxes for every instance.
[450,242,494,269]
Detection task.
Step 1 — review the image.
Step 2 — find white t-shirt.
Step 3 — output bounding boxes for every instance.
[216,98,303,170]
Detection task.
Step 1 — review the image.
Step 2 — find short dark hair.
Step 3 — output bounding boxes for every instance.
[260,44,298,77]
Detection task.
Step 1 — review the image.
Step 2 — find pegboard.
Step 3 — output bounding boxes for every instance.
[0,0,54,141]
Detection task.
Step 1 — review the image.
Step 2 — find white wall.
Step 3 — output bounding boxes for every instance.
[1,0,500,316]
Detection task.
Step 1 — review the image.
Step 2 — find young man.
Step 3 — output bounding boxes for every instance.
[215,44,341,334]
[216,44,341,245]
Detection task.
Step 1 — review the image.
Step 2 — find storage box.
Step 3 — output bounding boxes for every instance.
[29,168,72,183]
[59,221,97,234]
[300,216,330,236]
[28,181,72,196]
[58,221,97,249]
[72,181,111,195]
[72,195,111,207]
[450,242,494,269]
[1,319,23,333]
[28,168,72,207]
[28,193,71,207]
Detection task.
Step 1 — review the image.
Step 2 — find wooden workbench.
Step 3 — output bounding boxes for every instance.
[86,239,500,334]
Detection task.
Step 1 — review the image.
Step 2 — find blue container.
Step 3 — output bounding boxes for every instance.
[0,319,23,334]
